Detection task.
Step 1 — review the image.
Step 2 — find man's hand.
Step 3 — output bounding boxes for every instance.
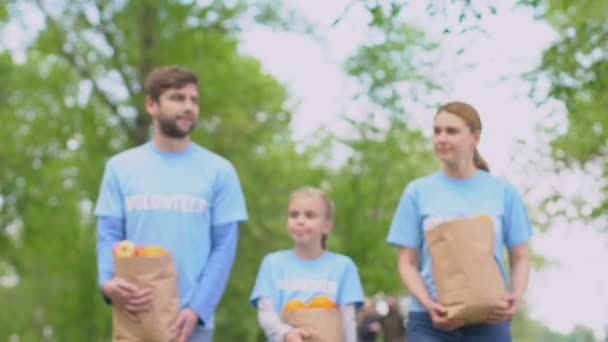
[426,301,464,331]
[486,293,518,324]
[284,328,309,342]
[171,308,200,342]
[102,278,152,321]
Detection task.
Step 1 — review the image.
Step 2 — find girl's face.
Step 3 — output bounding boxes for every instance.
[432,111,479,167]
[287,194,332,249]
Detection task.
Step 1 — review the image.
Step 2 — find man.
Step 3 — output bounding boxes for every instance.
[95,65,248,342]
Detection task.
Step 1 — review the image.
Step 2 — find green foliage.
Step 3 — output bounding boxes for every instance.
[333,0,501,36]
[511,305,599,342]
[0,0,320,340]
[344,22,439,112]
[330,0,441,296]
[523,0,608,221]
[329,120,437,295]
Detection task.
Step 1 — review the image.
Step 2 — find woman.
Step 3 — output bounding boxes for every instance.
[387,101,532,341]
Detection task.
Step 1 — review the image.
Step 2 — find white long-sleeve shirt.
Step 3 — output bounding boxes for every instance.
[257,297,357,342]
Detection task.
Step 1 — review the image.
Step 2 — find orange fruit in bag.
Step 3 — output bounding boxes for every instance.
[476,214,492,222]
[308,295,337,309]
[137,246,166,256]
[283,299,307,312]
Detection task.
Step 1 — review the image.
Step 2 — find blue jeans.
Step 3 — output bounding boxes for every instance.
[188,327,214,342]
[407,312,511,342]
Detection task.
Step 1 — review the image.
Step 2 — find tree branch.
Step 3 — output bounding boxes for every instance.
[133,2,156,144]
[34,0,137,141]
[78,0,137,102]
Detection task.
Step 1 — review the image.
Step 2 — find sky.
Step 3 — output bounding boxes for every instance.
[239,0,608,338]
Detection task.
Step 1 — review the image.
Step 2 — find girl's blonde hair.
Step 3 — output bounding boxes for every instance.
[288,187,334,249]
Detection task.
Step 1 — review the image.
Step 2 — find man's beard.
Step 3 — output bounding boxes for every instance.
[157,116,196,138]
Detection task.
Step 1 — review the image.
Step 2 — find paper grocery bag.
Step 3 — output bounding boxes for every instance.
[112,253,179,342]
[281,308,343,342]
[425,216,507,324]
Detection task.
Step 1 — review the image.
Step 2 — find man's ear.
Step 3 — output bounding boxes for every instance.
[145,96,157,116]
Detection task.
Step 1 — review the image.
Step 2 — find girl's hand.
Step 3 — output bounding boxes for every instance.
[427,301,465,331]
[284,328,309,342]
[486,293,518,324]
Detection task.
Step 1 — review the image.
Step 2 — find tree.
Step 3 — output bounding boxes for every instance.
[523,1,608,224]
[327,1,440,296]
[0,1,323,340]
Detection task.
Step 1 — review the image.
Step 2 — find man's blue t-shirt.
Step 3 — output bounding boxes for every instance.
[95,142,248,325]
[387,170,532,312]
[250,250,365,313]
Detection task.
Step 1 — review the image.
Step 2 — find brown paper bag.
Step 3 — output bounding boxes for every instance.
[112,253,179,342]
[281,308,343,342]
[425,216,506,324]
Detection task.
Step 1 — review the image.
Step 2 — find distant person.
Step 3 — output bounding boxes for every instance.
[250,187,364,342]
[358,297,382,342]
[387,101,532,341]
[381,296,406,342]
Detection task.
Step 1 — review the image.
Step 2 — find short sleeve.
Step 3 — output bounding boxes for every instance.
[337,258,365,307]
[386,185,422,248]
[212,162,248,226]
[94,160,125,218]
[504,184,533,247]
[250,255,275,308]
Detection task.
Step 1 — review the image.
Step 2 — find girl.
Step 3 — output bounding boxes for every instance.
[387,101,532,341]
[250,187,364,342]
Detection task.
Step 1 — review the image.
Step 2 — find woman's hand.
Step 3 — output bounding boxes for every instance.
[486,293,518,324]
[426,301,465,331]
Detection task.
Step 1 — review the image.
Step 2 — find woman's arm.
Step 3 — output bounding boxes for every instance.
[487,242,530,323]
[509,242,530,302]
[399,247,463,330]
[398,247,434,309]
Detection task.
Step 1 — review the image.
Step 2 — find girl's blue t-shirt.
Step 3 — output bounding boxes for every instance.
[250,250,365,313]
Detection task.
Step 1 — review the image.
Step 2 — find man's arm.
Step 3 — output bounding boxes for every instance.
[95,160,126,294]
[188,221,239,325]
[97,216,125,303]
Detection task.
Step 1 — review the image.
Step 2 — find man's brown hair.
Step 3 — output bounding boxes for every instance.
[144,65,199,101]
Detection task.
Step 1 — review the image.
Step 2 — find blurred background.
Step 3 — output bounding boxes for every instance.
[0,0,606,341]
